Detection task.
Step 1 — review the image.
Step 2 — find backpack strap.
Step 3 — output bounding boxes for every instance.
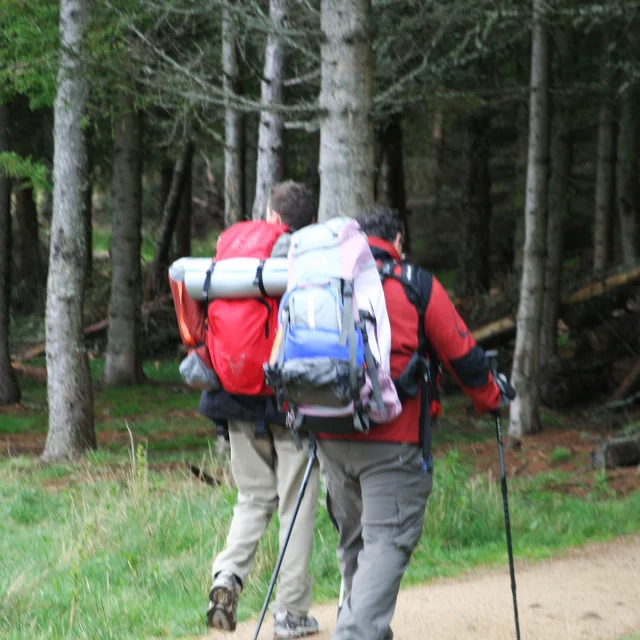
[379,259,438,470]
[340,281,360,407]
[253,260,268,297]
[202,260,216,303]
[359,310,385,415]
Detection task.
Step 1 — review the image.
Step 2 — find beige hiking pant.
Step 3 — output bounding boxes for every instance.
[212,420,320,616]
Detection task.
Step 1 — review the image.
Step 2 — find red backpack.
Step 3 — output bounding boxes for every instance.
[205,220,289,396]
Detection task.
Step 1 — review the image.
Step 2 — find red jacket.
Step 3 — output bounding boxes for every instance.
[320,237,501,445]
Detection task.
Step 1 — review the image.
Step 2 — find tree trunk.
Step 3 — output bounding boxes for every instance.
[222,6,245,226]
[0,103,20,405]
[83,144,93,284]
[42,0,95,460]
[159,157,174,214]
[509,0,550,440]
[593,63,617,276]
[40,158,54,223]
[251,0,286,221]
[145,141,194,300]
[104,95,145,387]
[175,155,192,257]
[616,32,639,267]
[457,110,491,296]
[512,105,528,276]
[15,183,43,309]
[540,28,573,367]
[377,113,410,252]
[318,0,375,221]
[430,110,444,213]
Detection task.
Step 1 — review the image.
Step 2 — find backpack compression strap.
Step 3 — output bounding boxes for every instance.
[202,260,216,303]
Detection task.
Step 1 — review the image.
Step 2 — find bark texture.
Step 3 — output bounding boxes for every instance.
[457,110,491,296]
[376,113,410,252]
[145,142,194,299]
[105,95,144,386]
[15,183,44,309]
[540,28,573,367]
[616,30,639,267]
[0,103,20,405]
[222,6,245,226]
[593,63,617,276]
[509,0,550,439]
[43,0,96,460]
[512,105,529,276]
[318,0,375,221]
[430,110,444,213]
[175,156,192,257]
[83,145,93,284]
[251,0,286,220]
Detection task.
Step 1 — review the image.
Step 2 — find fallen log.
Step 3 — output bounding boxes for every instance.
[17,296,171,362]
[472,316,516,344]
[471,266,640,345]
[591,432,640,469]
[610,358,640,403]
[11,362,48,382]
[17,319,109,362]
[564,266,640,305]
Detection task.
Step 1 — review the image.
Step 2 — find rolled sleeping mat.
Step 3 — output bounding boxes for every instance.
[169,256,289,300]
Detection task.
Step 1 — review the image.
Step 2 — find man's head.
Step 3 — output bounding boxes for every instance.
[354,206,405,255]
[265,180,316,231]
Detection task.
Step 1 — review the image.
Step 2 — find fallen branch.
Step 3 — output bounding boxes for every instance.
[610,358,640,403]
[17,296,171,362]
[472,316,516,343]
[562,266,640,305]
[471,265,640,345]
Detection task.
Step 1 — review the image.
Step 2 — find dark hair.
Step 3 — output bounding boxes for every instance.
[268,180,316,231]
[354,205,405,243]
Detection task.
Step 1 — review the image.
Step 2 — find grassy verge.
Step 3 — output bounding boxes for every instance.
[2,441,639,639]
[2,358,640,638]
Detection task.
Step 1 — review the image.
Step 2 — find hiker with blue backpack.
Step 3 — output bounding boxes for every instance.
[199,181,322,639]
[265,205,514,640]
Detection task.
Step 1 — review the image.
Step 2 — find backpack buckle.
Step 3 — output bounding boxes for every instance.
[379,260,395,280]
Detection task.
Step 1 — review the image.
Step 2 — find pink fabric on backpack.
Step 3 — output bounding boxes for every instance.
[285,217,401,425]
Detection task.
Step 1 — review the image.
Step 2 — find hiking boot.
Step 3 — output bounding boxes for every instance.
[206,571,241,631]
[273,611,320,639]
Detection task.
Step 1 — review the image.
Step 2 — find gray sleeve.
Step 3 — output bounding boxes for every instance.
[270,233,291,258]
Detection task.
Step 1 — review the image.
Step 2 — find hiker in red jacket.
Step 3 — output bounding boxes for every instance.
[317,206,513,640]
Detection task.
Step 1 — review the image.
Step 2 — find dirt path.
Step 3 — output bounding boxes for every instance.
[195,534,640,640]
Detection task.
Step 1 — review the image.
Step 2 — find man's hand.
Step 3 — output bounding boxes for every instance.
[491,372,516,417]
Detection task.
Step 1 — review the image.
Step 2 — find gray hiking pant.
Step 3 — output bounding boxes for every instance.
[212,420,320,615]
[317,440,433,640]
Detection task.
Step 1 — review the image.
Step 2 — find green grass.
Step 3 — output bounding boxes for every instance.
[93,226,221,263]
[1,446,639,640]
[1,359,207,460]
[93,227,156,263]
[191,230,221,258]
[549,446,572,465]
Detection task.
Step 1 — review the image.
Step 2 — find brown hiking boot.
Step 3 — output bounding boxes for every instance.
[206,571,242,631]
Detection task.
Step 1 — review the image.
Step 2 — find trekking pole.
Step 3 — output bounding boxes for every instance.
[252,435,318,640]
[485,349,521,640]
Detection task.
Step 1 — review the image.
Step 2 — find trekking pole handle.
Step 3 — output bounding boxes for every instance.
[485,349,498,376]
